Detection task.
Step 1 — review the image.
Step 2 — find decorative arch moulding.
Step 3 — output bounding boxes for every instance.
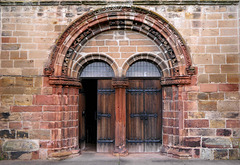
[45,6,194,79]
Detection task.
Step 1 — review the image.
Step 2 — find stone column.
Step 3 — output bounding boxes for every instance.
[112,78,129,156]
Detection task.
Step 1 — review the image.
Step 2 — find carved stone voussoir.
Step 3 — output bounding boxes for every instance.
[112,78,129,88]
[49,77,82,88]
[161,76,191,86]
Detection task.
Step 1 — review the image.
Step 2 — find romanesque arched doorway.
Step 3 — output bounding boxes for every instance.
[45,6,194,157]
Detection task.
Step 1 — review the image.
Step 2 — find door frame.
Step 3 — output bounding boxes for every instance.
[79,78,114,152]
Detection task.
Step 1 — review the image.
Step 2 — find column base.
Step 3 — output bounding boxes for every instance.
[113,146,128,157]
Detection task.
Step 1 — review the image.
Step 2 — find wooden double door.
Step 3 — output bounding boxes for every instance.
[79,79,162,152]
[126,80,162,152]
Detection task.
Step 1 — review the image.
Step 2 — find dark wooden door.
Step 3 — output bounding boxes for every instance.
[97,80,115,152]
[79,89,86,150]
[126,80,162,152]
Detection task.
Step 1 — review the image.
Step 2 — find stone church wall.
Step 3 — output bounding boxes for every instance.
[0,0,239,160]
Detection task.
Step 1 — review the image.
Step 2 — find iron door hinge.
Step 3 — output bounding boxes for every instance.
[97,138,114,144]
[97,112,111,120]
[130,112,158,120]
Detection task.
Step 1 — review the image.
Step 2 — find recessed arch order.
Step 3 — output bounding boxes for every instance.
[45,5,194,84]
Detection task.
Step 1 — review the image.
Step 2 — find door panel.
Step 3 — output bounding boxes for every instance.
[97,80,115,152]
[126,80,162,152]
[126,80,144,152]
[144,80,162,152]
[79,89,86,150]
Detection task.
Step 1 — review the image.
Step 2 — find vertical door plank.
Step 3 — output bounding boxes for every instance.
[79,90,86,150]
[97,80,115,152]
[144,80,161,152]
[126,80,144,152]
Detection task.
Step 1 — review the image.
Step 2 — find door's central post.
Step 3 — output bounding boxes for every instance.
[112,78,129,156]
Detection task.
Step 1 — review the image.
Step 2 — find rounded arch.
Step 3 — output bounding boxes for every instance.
[45,5,193,78]
[122,53,170,77]
[71,53,119,78]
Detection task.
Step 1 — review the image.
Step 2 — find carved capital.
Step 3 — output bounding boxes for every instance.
[112,78,129,88]
[49,77,82,88]
[186,66,196,75]
[44,67,54,76]
[161,76,191,86]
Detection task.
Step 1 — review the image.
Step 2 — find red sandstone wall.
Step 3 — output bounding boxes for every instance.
[0,1,239,160]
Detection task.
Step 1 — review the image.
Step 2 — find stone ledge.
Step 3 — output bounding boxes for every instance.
[49,150,80,160]
[49,77,82,87]
[161,76,191,86]
[0,1,239,6]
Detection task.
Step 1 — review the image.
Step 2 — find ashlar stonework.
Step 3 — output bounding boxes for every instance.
[0,0,239,160]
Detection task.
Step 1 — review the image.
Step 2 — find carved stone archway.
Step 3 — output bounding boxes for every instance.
[44,6,196,159]
[45,6,194,80]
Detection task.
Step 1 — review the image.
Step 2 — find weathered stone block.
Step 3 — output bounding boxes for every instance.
[0,77,14,87]
[189,129,215,136]
[216,129,232,136]
[210,120,225,128]
[1,95,14,106]
[9,122,22,129]
[0,121,8,129]
[221,112,239,118]
[185,119,209,128]
[187,92,198,100]
[221,65,239,73]
[201,148,214,160]
[226,120,240,128]
[200,84,218,92]
[217,101,239,112]
[15,77,33,87]
[227,74,239,83]
[227,54,239,64]
[199,101,217,111]
[214,149,228,160]
[184,101,198,111]
[205,111,222,120]
[198,74,208,83]
[213,55,225,64]
[14,60,34,68]
[2,44,20,50]
[209,74,226,83]
[233,129,240,137]
[209,93,224,100]
[22,112,42,121]
[225,92,239,100]
[188,112,205,119]
[29,130,50,140]
[11,106,42,112]
[229,149,239,159]
[219,84,239,92]
[8,113,22,121]
[202,138,232,148]
[3,140,39,152]
[14,95,33,106]
[205,65,220,73]
[193,54,212,64]
[183,137,201,147]
[197,93,208,100]
[1,60,13,68]
[34,95,60,105]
